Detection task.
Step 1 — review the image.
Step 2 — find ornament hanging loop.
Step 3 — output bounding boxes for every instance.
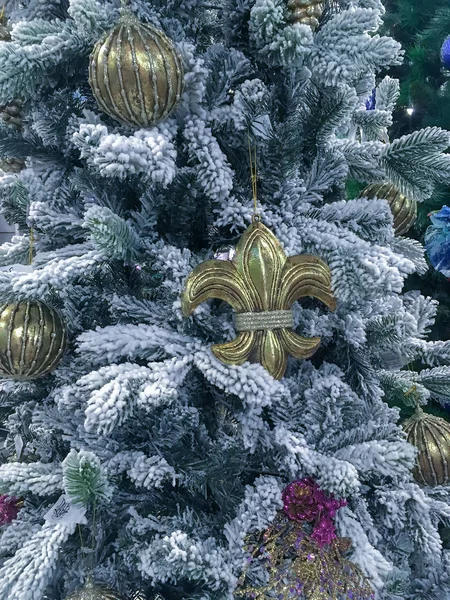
[28,227,34,265]
[248,133,261,221]
[404,384,420,409]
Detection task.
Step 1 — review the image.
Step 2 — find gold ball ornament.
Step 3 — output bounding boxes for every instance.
[0,11,25,173]
[65,577,125,600]
[361,183,417,236]
[0,10,10,42]
[403,407,450,486]
[0,300,67,381]
[1,101,24,131]
[287,0,324,29]
[89,8,184,127]
[0,158,25,173]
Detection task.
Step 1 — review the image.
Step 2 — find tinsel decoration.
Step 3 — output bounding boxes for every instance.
[236,494,374,600]
[360,183,417,236]
[0,300,68,380]
[181,219,336,380]
[89,2,184,127]
[287,0,324,30]
[425,205,450,277]
[65,576,125,600]
[441,36,450,70]
[0,495,23,525]
[403,407,450,486]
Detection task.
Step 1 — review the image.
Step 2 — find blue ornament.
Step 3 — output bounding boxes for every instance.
[441,36,450,70]
[365,88,376,111]
[425,205,450,276]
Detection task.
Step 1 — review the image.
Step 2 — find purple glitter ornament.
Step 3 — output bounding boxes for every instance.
[311,516,338,548]
[282,478,346,523]
[0,495,23,525]
[282,478,347,547]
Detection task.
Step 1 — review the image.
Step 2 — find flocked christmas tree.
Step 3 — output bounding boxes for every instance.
[2,0,450,599]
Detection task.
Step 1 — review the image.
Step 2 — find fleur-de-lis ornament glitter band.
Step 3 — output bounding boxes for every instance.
[181,142,336,379]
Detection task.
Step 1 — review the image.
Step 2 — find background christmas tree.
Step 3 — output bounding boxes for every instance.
[381,0,450,343]
[1,0,450,599]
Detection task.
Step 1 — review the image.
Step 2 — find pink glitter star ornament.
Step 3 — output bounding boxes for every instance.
[0,495,24,525]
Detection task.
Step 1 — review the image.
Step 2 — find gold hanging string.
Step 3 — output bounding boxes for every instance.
[77,523,85,558]
[0,6,5,22]
[28,227,34,265]
[248,134,259,220]
[404,384,420,409]
[90,498,97,575]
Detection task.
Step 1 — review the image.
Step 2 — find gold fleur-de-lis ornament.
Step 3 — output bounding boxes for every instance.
[181,215,336,380]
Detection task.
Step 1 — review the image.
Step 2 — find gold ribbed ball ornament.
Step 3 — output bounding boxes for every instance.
[287,0,324,29]
[0,300,67,380]
[0,158,25,173]
[360,183,417,236]
[65,577,125,600]
[0,10,25,173]
[0,9,10,42]
[89,7,184,127]
[403,407,450,487]
[1,101,23,131]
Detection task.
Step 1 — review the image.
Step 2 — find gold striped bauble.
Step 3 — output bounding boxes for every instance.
[403,408,450,487]
[65,577,125,600]
[287,0,324,29]
[360,183,417,236]
[89,9,184,127]
[0,12,25,173]
[0,300,67,381]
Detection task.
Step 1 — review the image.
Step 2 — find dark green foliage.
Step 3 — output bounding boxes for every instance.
[377,2,450,350]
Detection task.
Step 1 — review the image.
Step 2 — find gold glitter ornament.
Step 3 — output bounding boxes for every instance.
[403,407,450,486]
[236,514,374,600]
[89,4,184,127]
[287,0,324,29]
[360,183,417,236]
[65,576,125,600]
[181,219,336,380]
[0,300,67,380]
